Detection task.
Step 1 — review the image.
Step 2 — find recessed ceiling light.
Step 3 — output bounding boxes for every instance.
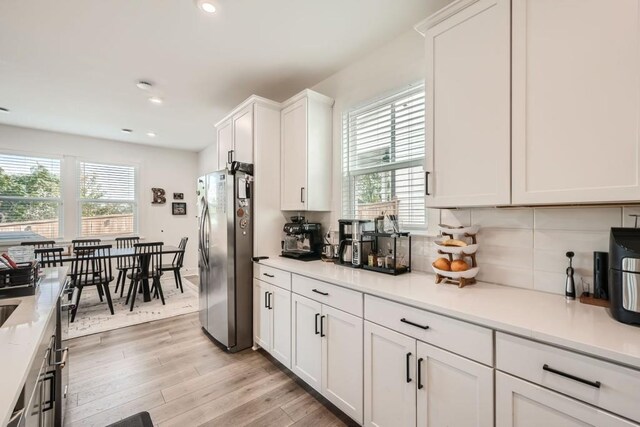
[136,80,154,91]
[121,128,133,134]
[0,107,9,113]
[196,0,216,14]
[148,96,163,105]
[146,132,157,137]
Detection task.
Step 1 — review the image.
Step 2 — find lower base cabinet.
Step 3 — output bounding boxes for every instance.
[292,293,364,424]
[496,372,639,427]
[253,279,291,368]
[364,321,493,427]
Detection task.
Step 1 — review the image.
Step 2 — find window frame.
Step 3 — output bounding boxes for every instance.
[0,149,64,241]
[342,82,426,230]
[76,158,139,238]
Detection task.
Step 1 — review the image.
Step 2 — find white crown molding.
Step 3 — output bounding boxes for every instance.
[214,95,282,128]
[415,0,483,36]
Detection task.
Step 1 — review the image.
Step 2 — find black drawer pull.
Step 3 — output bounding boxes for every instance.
[315,313,320,335]
[543,364,601,389]
[425,171,431,196]
[263,273,275,278]
[406,352,412,383]
[401,318,430,330]
[417,357,424,389]
[312,289,329,296]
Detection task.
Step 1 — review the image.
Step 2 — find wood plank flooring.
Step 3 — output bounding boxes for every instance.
[66,312,354,427]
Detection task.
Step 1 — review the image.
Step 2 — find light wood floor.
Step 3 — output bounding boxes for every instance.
[66,312,354,427]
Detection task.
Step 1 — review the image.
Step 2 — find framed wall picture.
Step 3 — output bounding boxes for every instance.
[173,192,184,200]
[172,202,187,215]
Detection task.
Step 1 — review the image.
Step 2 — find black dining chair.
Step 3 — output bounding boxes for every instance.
[126,242,165,311]
[114,236,140,297]
[72,238,101,248]
[21,240,56,248]
[160,237,188,293]
[34,247,64,268]
[70,244,115,322]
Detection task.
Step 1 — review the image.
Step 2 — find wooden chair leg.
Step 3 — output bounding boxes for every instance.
[121,273,131,298]
[103,284,114,315]
[115,270,123,293]
[155,277,165,305]
[129,280,138,312]
[71,286,83,323]
[176,269,184,293]
[125,277,135,305]
[174,270,179,289]
[97,284,104,302]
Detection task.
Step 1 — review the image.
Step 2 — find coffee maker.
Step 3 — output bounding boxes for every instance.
[335,219,374,267]
[609,227,640,325]
[281,216,322,261]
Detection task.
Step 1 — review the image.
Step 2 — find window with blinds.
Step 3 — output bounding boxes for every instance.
[342,83,426,229]
[78,161,137,237]
[0,154,62,239]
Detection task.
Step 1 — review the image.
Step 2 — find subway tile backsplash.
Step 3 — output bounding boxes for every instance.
[410,206,633,295]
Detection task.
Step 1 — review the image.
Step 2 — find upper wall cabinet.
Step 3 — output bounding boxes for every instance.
[281,89,333,211]
[511,0,640,204]
[417,0,511,208]
[216,119,233,171]
[216,103,255,171]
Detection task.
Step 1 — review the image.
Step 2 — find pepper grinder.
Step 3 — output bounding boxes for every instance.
[565,251,576,300]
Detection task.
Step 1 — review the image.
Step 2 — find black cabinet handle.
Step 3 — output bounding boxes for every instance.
[228,150,234,164]
[425,171,430,196]
[320,315,326,337]
[301,187,305,203]
[312,289,329,296]
[264,291,269,308]
[406,352,412,383]
[417,358,424,389]
[401,318,430,330]
[263,273,275,278]
[543,364,601,389]
[42,371,56,412]
[315,313,320,335]
[268,292,273,310]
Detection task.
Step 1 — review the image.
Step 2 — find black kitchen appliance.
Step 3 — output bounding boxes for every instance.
[335,219,374,268]
[609,228,640,325]
[593,251,609,300]
[281,217,323,260]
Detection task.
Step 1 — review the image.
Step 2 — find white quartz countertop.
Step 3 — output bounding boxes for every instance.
[0,268,66,426]
[260,257,640,370]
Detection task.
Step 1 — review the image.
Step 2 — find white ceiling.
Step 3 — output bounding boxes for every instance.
[0,0,434,152]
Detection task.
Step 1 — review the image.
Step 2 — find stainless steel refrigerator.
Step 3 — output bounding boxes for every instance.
[197,163,253,352]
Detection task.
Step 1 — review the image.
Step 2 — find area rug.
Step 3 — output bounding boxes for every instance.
[67,275,199,339]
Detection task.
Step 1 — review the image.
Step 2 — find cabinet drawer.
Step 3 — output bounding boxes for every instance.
[496,332,640,422]
[254,264,291,291]
[365,295,493,365]
[292,274,363,317]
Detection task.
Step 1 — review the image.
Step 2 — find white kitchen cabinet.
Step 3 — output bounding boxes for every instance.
[232,103,254,164]
[364,321,416,427]
[418,0,511,207]
[280,89,333,211]
[291,293,322,391]
[512,0,640,205]
[253,278,291,368]
[322,305,363,424]
[417,340,493,427]
[496,372,639,427]
[216,119,233,170]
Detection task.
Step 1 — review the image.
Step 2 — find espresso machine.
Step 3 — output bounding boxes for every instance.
[336,219,374,267]
[609,227,640,325]
[281,216,323,261]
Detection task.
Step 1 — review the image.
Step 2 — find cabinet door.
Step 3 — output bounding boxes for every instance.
[233,104,254,164]
[281,98,308,211]
[512,0,640,204]
[424,0,511,207]
[321,305,364,424]
[253,279,271,350]
[270,285,291,369]
[364,321,416,427]
[496,372,638,427]
[216,119,233,170]
[416,341,493,427]
[291,293,322,391]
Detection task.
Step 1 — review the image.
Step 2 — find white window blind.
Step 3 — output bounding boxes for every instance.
[78,161,137,237]
[342,83,426,228]
[0,154,62,240]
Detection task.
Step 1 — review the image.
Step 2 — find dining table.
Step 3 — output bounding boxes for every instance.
[59,245,183,303]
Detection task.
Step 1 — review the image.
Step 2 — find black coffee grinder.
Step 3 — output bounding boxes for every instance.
[609,225,640,325]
